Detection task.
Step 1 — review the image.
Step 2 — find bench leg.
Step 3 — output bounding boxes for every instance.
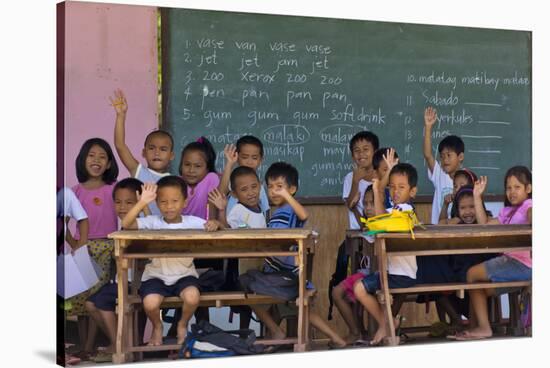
[507,291,524,336]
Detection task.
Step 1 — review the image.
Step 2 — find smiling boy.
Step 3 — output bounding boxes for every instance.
[423,106,465,224]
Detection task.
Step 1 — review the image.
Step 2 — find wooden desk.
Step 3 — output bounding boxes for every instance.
[374,224,532,345]
[108,228,317,363]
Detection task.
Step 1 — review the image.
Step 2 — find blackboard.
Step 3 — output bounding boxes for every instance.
[161,8,531,199]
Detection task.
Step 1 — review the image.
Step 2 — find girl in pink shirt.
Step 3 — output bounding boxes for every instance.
[454,166,532,341]
[69,138,119,359]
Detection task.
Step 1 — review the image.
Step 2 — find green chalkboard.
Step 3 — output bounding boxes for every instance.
[161,8,531,198]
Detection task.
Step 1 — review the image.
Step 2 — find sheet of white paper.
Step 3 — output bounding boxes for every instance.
[57,253,87,298]
[57,245,100,298]
[73,245,101,287]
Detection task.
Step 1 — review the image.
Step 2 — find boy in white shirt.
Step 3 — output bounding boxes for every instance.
[423,106,465,224]
[352,163,419,346]
[122,176,223,346]
[209,165,266,329]
[342,131,379,230]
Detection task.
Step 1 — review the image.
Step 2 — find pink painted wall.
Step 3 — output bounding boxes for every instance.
[62,1,158,188]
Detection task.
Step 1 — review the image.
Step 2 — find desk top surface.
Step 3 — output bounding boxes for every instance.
[109,228,316,240]
[346,224,532,239]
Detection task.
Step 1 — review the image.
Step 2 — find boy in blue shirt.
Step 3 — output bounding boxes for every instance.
[251,162,346,349]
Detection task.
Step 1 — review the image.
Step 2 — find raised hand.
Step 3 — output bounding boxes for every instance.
[424,106,437,128]
[443,193,453,205]
[273,185,292,200]
[204,219,221,232]
[109,89,128,115]
[473,176,488,197]
[382,147,399,171]
[223,144,238,166]
[352,163,369,183]
[208,188,227,211]
[140,183,157,204]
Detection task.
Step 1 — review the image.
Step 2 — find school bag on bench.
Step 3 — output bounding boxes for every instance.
[239,268,299,301]
[180,320,265,358]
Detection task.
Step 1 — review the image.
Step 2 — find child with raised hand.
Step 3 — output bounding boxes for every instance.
[423,106,465,224]
[122,176,223,346]
[331,184,375,344]
[218,135,270,215]
[417,185,494,333]
[455,166,532,341]
[111,89,174,215]
[438,168,478,224]
[352,163,418,346]
[208,166,267,329]
[250,162,347,349]
[343,131,379,230]
[70,138,120,359]
[84,178,144,362]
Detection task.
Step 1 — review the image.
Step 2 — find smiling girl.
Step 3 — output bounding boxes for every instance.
[70,138,119,358]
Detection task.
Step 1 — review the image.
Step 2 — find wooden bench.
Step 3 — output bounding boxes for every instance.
[109,229,317,363]
[372,224,532,345]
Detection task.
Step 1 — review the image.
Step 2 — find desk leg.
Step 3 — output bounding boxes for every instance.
[376,239,399,346]
[294,239,308,352]
[114,240,131,364]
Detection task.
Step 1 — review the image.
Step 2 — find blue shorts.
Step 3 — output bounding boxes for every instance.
[87,282,124,312]
[484,255,532,282]
[361,271,416,294]
[138,276,200,299]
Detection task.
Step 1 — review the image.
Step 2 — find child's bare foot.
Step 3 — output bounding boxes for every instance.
[147,326,163,346]
[273,331,286,341]
[329,336,347,349]
[371,316,401,346]
[455,327,492,341]
[176,321,188,345]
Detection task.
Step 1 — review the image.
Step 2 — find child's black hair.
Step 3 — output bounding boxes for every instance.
[144,130,174,152]
[157,175,188,199]
[230,166,259,190]
[438,135,465,155]
[389,163,418,188]
[265,162,299,189]
[504,165,532,207]
[349,131,380,153]
[451,185,474,219]
[75,137,119,184]
[112,177,144,200]
[236,135,264,157]
[372,147,400,171]
[179,136,217,174]
[362,184,375,217]
[454,168,478,186]
[451,185,491,220]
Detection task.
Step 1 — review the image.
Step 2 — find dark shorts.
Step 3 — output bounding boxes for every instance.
[138,276,200,299]
[361,271,416,294]
[87,282,128,312]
